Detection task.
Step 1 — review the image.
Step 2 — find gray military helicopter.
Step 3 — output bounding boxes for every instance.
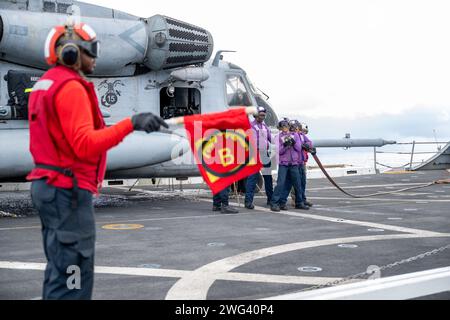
[0,0,281,182]
[0,0,397,184]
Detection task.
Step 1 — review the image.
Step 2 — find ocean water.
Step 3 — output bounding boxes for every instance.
[309,141,447,171]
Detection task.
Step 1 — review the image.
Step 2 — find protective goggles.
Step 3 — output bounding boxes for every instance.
[59,39,100,58]
[278,120,289,128]
[289,120,301,128]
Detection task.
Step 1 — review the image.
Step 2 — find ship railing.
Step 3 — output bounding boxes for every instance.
[373,141,448,172]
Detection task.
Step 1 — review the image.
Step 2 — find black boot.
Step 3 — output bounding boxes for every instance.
[304,200,313,207]
[221,206,239,214]
[295,203,310,210]
[213,206,221,212]
[280,204,288,211]
[271,204,281,212]
[245,203,255,210]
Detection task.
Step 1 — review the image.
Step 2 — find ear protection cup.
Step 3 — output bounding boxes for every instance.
[59,43,80,66]
[45,23,97,66]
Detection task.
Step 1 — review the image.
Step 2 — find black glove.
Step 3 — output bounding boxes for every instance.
[131,113,168,133]
[302,143,311,151]
[310,147,317,156]
[283,136,294,147]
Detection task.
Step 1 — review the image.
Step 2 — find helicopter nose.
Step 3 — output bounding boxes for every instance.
[106,131,190,171]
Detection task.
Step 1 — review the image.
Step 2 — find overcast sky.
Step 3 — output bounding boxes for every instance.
[82,0,450,139]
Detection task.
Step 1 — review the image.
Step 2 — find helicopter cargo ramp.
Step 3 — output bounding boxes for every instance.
[0,170,449,300]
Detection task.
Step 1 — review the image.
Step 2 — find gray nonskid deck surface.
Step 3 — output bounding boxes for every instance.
[0,170,449,300]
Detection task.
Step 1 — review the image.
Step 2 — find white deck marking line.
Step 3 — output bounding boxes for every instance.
[0,261,342,286]
[197,198,444,237]
[0,226,41,231]
[0,261,45,271]
[165,233,450,300]
[317,207,392,216]
[221,272,342,285]
[264,207,443,236]
[0,261,190,278]
[95,266,189,278]
[330,202,405,210]
[258,201,406,210]
[307,197,450,203]
[307,182,437,191]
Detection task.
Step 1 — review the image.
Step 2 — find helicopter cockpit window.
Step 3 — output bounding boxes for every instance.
[245,74,278,127]
[160,87,201,120]
[226,75,252,107]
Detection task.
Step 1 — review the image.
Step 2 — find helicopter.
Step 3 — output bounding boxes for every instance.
[0,0,285,183]
[0,0,398,185]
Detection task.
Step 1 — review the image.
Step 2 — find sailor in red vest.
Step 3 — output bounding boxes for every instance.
[27,22,168,300]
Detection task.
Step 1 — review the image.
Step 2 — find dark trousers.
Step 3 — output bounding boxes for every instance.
[31,179,95,300]
[300,165,307,201]
[245,173,274,205]
[272,165,302,206]
[213,187,230,207]
[280,164,306,205]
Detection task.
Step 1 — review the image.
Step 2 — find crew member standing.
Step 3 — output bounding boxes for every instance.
[279,120,312,209]
[244,106,273,209]
[212,187,239,214]
[270,119,304,212]
[300,123,314,207]
[27,22,168,299]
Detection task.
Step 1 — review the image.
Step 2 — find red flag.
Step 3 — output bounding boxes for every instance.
[183,108,262,195]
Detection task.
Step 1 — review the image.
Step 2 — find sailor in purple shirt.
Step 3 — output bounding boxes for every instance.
[279,120,313,209]
[245,106,274,209]
[270,119,308,212]
[300,123,315,207]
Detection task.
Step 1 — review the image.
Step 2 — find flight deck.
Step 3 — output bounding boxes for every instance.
[0,170,449,300]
